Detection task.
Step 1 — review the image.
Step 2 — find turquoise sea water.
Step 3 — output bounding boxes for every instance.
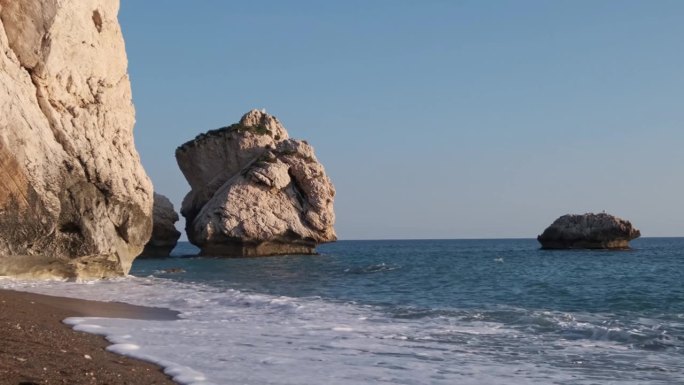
[5,238,683,384]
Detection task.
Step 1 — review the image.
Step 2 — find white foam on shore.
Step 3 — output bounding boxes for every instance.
[2,276,683,384]
[64,316,212,385]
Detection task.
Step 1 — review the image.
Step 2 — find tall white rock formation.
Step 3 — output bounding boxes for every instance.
[176,110,336,256]
[0,0,153,278]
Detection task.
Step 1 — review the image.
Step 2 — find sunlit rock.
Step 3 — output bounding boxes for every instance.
[176,110,336,256]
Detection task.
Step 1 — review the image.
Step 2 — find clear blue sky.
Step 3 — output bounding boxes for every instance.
[119,0,684,240]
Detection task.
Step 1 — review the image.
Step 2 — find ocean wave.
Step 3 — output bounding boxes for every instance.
[2,277,684,384]
[386,304,684,354]
[344,262,401,274]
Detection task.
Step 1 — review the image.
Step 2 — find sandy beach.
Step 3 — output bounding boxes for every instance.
[0,289,177,385]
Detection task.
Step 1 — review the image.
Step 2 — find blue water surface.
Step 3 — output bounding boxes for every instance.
[132,238,684,316]
[128,238,684,382]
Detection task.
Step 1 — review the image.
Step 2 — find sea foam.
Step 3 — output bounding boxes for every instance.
[2,272,683,384]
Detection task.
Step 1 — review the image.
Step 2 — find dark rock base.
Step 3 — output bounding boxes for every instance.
[539,239,632,250]
[139,244,177,258]
[199,241,317,257]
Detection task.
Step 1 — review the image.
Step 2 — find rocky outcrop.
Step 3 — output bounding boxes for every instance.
[537,213,641,249]
[176,110,336,256]
[0,1,153,278]
[140,193,181,258]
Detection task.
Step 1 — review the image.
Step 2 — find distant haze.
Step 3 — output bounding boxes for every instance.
[120,0,684,240]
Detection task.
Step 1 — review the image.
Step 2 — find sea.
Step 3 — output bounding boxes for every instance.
[2,238,683,385]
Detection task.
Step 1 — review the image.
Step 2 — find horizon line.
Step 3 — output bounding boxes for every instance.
[329,236,682,242]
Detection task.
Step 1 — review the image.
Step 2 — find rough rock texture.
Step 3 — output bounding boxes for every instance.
[176,110,336,256]
[538,213,641,249]
[0,1,153,278]
[140,193,181,257]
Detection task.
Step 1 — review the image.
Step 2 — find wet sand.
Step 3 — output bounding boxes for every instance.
[0,289,178,385]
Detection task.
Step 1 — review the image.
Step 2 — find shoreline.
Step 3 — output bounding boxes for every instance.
[0,289,178,385]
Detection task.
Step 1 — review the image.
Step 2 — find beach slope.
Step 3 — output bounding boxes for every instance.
[0,289,176,385]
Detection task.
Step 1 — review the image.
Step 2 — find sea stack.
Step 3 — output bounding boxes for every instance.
[0,1,153,278]
[537,213,641,249]
[139,193,181,257]
[176,110,336,256]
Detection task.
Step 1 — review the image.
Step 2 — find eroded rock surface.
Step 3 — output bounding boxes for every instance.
[140,193,181,258]
[537,213,641,249]
[176,110,336,256]
[0,0,152,278]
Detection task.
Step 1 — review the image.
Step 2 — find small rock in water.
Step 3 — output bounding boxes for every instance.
[537,212,640,249]
[139,193,182,258]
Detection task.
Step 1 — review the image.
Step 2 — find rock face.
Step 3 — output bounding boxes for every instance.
[140,193,181,258]
[537,213,641,249]
[176,110,336,256]
[0,1,153,278]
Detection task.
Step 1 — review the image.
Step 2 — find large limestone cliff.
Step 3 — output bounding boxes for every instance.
[177,110,336,256]
[0,1,153,278]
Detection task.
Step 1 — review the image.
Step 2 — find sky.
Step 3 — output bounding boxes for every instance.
[119,0,684,240]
